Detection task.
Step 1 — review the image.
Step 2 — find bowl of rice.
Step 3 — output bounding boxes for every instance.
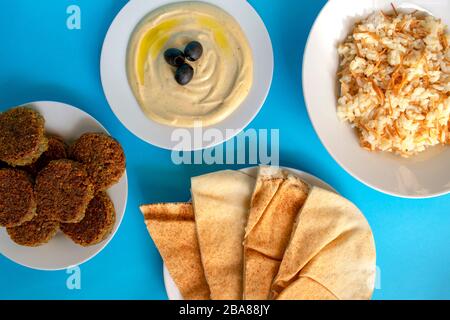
[303,0,449,198]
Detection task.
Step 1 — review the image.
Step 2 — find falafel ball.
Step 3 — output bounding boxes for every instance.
[0,107,48,166]
[7,216,59,247]
[69,133,125,191]
[0,169,36,227]
[60,192,116,247]
[24,135,68,177]
[35,159,94,223]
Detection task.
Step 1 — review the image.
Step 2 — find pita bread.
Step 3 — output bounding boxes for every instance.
[191,170,255,300]
[140,203,210,300]
[276,276,338,300]
[243,167,309,300]
[271,187,376,300]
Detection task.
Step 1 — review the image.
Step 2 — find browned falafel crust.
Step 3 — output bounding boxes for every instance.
[24,135,68,177]
[0,107,48,166]
[69,133,125,191]
[0,169,36,227]
[35,159,94,223]
[60,192,116,247]
[7,216,59,247]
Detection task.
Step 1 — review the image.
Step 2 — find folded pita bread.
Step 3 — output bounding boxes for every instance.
[271,187,376,300]
[140,203,210,300]
[191,170,256,300]
[244,167,309,300]
[275,276,338,300]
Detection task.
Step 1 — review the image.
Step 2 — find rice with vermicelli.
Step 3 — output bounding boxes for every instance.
[337,10,450,157]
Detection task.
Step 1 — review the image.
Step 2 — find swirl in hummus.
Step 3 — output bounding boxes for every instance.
[127,1,254,127]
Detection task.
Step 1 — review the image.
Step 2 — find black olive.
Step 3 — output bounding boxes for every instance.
[175,63,194,85]
[164,48,185,67]
[184,41,203,61]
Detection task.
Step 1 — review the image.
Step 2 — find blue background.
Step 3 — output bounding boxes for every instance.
[0,0,449,300]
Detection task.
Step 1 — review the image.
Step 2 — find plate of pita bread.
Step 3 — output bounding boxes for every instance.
[140,166,376,300]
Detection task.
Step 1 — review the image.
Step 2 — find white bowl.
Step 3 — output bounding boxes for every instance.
[101,0,273,151]
[164,166,337,300]
[0,101,128,270]
[303,0,450,198]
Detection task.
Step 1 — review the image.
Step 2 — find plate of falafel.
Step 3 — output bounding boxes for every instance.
[0,101,128,270]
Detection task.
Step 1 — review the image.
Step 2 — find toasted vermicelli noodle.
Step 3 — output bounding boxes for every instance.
[337,10,450,157]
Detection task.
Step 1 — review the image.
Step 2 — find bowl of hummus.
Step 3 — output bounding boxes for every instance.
[101,0,273,150]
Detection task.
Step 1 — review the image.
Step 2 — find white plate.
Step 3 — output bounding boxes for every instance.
[101,0,273,151]
[164,166,336,300]
[0,101,128,271]
[303,0,450,198]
